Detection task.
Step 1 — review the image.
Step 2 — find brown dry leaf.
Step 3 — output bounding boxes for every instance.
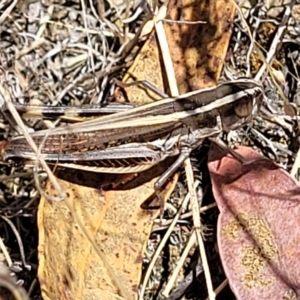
[164,0,236,92]
[208,144,300,300]
[114,31,166,105]
[116,0,235,104]
[38,170,178,300]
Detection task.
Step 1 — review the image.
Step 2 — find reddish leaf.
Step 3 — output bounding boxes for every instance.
[208,144,300,300]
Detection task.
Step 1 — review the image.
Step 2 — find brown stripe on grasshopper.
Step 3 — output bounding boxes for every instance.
[10,102,137,120]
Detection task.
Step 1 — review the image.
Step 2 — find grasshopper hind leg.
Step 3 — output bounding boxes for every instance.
[209,136,269,165]
[154,148,193,221]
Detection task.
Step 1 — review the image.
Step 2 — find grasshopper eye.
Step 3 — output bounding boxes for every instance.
[233,96,253,118]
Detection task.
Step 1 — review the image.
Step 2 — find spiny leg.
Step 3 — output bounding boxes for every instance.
[114,79,169,99]
[154,148,192,220]
[209,136,270,165]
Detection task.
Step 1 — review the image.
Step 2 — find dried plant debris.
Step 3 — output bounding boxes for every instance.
[0,262,29,300]
[0,0,300,300]
[0,0,148,115]
[0,0,151,299]
[222,0,300,172]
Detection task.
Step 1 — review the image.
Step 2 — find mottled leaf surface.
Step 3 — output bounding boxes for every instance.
[208,144,300,300]
[115,0,236,103]
[38,172,178,300]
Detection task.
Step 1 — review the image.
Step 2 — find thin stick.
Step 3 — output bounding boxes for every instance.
[162,231,197,297]
[0,238,13,267]
[0,264,29,300]
[154,4,179,97]
[139,181,200,300]
[154,7,215,298]
[254,1,295,81]
[0,0,18,24]
[184,158,215,300]
[0,84,66,202]
[205,279,229,300]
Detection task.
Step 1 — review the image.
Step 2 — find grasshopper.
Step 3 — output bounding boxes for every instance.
[1,78,263,193]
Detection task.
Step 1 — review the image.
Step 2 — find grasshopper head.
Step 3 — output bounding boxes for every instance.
[219,84,263,132]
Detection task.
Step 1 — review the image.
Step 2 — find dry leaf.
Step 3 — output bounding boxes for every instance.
[164,0,236,92]
[208,144,300,300]
[116,0,235,103]
[115,32,166,105]
[38,170,178,300]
